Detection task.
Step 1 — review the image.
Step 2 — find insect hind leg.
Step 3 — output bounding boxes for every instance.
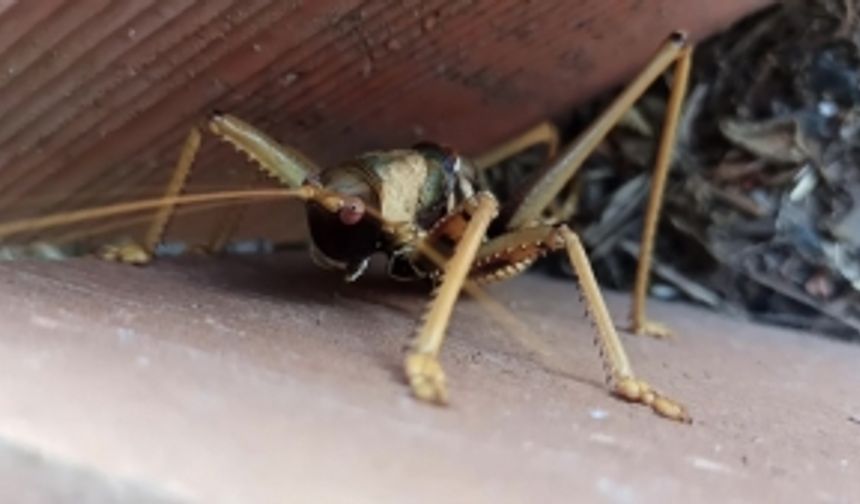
[630,41,693,339]
[100,127,203,265]
[487,32,694,339]
[100,112,322,264]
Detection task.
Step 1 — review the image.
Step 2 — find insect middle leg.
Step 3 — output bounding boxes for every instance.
[473,121,560,171]
[493,32,693,339]
[469,224,689,422]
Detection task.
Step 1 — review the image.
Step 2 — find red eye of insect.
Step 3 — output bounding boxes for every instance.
[339,197,365,225]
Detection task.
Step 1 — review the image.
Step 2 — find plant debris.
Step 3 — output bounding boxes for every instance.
[519,0,860,340]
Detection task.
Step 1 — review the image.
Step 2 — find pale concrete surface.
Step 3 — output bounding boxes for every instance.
[0,438,178,504]
[0,254,857,503]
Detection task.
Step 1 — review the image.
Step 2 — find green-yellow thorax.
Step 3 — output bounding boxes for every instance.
[305,146,479,280]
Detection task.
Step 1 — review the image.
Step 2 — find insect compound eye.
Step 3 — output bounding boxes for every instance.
[338,196,366,225]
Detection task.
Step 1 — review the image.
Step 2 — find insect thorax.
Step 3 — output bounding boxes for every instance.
[306,146,479,281]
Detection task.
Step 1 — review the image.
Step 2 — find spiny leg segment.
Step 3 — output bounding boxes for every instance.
[557,227,687,421]
[468,224,689,422]
[405,192,499,404]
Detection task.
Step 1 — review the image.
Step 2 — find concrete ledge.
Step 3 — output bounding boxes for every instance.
[0,254,857,502]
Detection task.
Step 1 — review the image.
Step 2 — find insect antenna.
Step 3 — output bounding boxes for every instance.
[0,183,233,216]
[0,187,321,240]
[46,199,248,247]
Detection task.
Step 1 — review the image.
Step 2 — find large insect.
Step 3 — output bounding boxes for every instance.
[1,33,693,422]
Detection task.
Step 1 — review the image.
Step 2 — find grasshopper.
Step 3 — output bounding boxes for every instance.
[0,33,693,422]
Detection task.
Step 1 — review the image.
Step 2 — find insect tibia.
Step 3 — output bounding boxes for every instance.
[411,282,444,354]
[571,272,615,384]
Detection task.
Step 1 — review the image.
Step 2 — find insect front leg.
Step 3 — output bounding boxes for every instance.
[405,192,498,404]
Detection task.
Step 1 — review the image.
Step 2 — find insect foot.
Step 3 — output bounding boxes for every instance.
[615,377,691,423]
[404,352,449,405]
[631,319,674,340]
[98,241,152,266]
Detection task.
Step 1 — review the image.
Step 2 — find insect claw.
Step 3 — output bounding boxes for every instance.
[404,352,449,405]
[98,241,152,265]
[652,395,692,424]
[614,377,691,423]
[631,320,674,339]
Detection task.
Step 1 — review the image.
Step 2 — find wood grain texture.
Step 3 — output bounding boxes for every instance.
[0,0,771,239]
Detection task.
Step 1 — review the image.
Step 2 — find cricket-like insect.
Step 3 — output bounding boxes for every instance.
[0,33,693,422]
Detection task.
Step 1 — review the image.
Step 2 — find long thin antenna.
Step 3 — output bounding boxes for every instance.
[0,188,313,239]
